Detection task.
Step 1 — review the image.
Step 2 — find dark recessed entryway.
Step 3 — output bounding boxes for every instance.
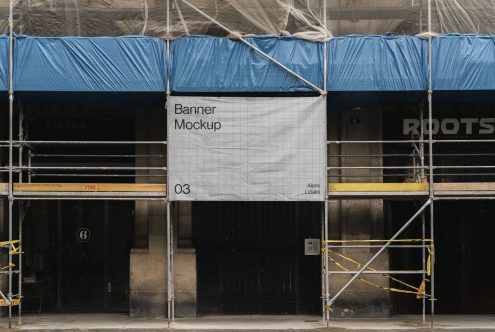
[389,201,495,314]
[193,201,322,315]
[21,201,133,313]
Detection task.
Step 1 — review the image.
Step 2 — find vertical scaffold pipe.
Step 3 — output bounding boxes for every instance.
[18,108,23,184]
[171,202,175,323]
[167,200,172,326]
[7,0,14,327]
[17,108,23,325]
[165,0,174,326]
[18,203,23,325]
[324,201,329,326]
[323,0,327,94]
[322,0,329,325]
[321,205,325,323]
[419,104,426,324]
[427,0,435,327]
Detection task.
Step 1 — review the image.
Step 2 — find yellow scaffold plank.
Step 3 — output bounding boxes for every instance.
[0,298,21,306]
[434,182,495,192]
[14,183,167,193]
[328,182,429,192]
[0,183,7,192]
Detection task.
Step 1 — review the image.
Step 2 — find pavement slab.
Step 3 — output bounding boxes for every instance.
[0,314,494,331]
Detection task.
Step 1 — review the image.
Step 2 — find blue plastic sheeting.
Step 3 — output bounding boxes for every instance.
[15,36,166,92]
[327,35,428,91]
[0,36,8,92]
[171,36,322,92]
[433,34,495,91]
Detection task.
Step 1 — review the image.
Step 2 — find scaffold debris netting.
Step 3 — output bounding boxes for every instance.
[0,1,494,40]
[14,36,167,92]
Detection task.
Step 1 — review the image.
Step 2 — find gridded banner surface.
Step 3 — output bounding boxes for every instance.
[168,96,326,201]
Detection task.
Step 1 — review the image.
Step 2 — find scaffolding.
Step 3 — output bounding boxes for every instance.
[1,0,495,329]
[0,2,171,327]
[320,4,495,327]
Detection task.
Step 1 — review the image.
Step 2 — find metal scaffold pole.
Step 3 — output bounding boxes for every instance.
[427,0,435,327]
[165,0,175,325]
[320,205,325,323]
[7,0,14,327]
[166,200,172,326]
[322,0,330,326]
[17,203,23,325]
[17,106,23,325]
[324,201,329,326]
[419,103,426,324]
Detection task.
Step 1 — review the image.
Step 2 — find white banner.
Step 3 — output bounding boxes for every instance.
[167,96,326,201]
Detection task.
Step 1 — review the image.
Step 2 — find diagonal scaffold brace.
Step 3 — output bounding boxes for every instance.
[324,199,432,314]
[178,0,326,95]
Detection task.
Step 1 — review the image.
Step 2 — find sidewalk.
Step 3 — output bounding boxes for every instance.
[0,314,494,331]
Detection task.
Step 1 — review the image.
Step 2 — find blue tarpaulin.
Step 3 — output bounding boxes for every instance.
[171,36,323,93]
[14,36,166,92]
[433,34,495,91]
[327,35,428,91]
[0,36,8,92]
[7,34,495,94]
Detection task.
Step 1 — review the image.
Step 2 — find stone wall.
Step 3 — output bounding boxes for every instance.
[327,108,389,318]
[130,107,197,318]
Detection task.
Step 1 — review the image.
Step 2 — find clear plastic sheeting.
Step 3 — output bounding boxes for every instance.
[327,35,427,91]
[326,0,429,36]
[8,0,329,41]
[433,0,495,35]
[432,34,495,91]
[171,36,322,92]
[14,36,166,92]
[1,0,494,39]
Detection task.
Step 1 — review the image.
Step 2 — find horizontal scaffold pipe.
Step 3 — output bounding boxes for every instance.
[16,166,166,171]
[32,174,166,178]
[31,154,166,158]
[329,270,426,275]
[433,139,495,143]
[327,244,431,248]
[13,197,168,201]
[434,197,495,201]
[16,141,167,145]
[433,165,495,169]
[327,166,427,169]
[328,140,425,144]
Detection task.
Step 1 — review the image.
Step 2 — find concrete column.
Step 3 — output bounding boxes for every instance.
[130,107,167,317]
[174,201,196,317]
[130,107,196,318]
[0,112,6,313]
[328,108,389,318]
[0,198,5,315]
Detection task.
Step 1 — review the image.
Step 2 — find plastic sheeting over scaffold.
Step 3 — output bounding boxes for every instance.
[170,36,322,92]
[14,36,166,92]
[1,34,495,93]
[3,1,495,40]
[433,34,495,91]
[327,35,428,91]
[0,35,7,92]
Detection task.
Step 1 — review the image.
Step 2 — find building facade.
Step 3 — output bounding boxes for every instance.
[1,0,495,324]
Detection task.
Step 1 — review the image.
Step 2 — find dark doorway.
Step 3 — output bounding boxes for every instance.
[389,201,495,314]
[22,201,133,312]
[193,201,322,315]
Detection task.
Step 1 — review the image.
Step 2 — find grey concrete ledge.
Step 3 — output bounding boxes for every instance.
[1,314,495,331]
